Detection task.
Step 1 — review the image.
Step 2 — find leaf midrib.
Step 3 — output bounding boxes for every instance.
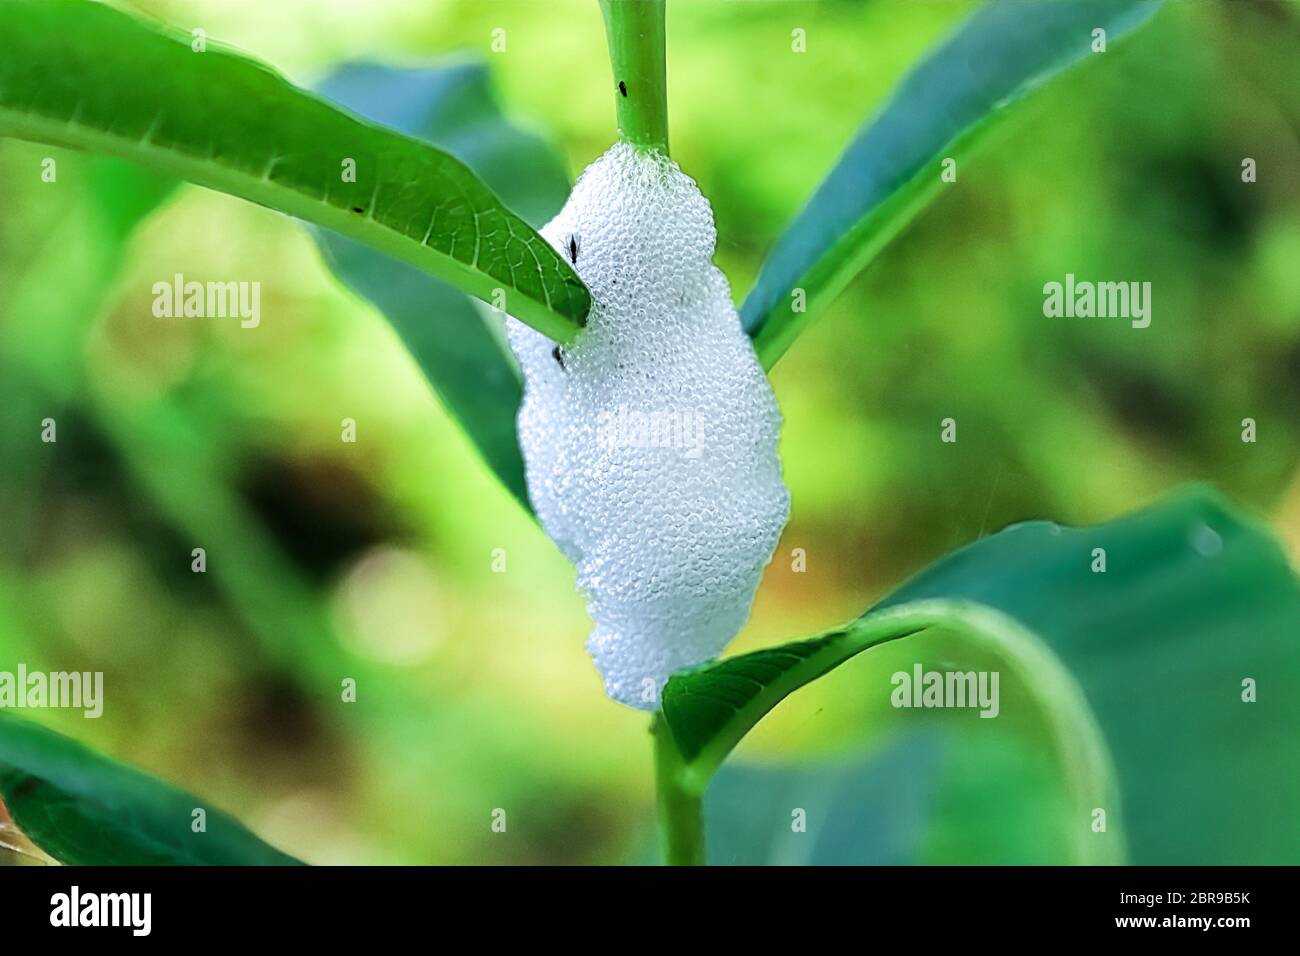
[0,103,585,343]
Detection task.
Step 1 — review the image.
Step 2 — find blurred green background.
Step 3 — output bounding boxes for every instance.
[1,0,1298,864]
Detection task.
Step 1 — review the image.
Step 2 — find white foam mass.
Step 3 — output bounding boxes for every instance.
[505,143,790,709]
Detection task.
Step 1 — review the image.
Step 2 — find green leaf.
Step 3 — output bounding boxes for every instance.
[662,485,1300,863]
[0,713,304,865]
[313,60,575,511]
[0,0,589,342]
[662,599,1116,864]
[702,731,949,865]
[704,728,1080,865]
[741,0,1163,368]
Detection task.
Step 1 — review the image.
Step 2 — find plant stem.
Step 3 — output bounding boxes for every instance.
[652,714,704,865]
[599,0,669,155]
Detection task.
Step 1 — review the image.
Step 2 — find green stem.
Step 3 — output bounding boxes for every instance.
[652,714,704,865]
[599,0,669,155]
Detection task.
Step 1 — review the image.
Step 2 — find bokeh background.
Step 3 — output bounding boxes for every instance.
[2,0,1298,864]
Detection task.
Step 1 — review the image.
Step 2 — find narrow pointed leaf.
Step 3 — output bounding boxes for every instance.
[0,714,304,865]
[0,0,589,342]
[741,0,1163,368]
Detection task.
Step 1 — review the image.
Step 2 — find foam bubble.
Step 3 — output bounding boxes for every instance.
[506,143,790,709]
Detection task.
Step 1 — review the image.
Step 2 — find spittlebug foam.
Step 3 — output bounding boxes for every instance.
[506,143,789,709]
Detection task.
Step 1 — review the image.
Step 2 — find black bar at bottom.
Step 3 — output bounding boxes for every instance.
[0,865,1279,940]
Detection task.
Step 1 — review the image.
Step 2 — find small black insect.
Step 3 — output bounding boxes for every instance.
[552,345,567,370]
[566,234,580,264]
[618,80,628,97]
[351,206,365,214]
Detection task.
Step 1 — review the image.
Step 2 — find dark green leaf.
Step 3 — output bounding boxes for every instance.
[703,730,948,865]
[705,727,1077,865]
[664,485,1300,863]
[0,714,304,865]
[0,0,588,341]
[313,60,574,510]
[741,0,1163,368]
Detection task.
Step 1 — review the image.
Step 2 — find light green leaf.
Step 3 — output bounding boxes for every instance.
[0,0,589,342]
[662,485,1300,863]
[0,714,304,865]
[741,0,1163,368]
